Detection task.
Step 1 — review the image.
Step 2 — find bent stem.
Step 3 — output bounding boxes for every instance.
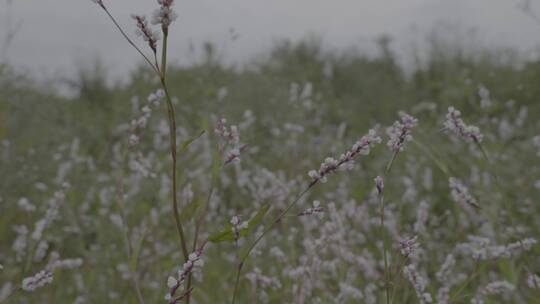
[230,183,315,304]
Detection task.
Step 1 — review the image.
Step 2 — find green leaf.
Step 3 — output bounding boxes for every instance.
[179,129,205,154]
[208,202,271,243]
[129,228,148,273]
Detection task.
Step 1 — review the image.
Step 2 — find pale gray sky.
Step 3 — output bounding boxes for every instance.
[1,0,539,80]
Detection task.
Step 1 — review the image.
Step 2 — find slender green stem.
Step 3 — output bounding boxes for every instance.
[231,262,244,304]
[385,151,399,174]
[411,139,450,177]
[381,150,403,304]
[389,255,408,304]
[239,185,313,263]
[161,76,189,262]
[449,262,480,301]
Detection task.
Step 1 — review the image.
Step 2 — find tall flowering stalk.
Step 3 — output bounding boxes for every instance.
[378,112,418,304]
[91,0,191,302]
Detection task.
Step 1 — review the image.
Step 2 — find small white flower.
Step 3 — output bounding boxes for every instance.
[374,176,384,195]
[167,276,177,288]
[230,216,240,226]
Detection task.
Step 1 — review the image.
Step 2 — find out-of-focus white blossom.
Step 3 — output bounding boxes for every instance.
[456,236,537,260]
[403,264,432,304]
[436,254,455,283]
[414,201,429,235]
[17,197,36,212]
[471,281,515,304]
[478,85,492,108]
[12,225,28,261]
[527,273,540,289]
[449,177,479,209]
[533,135,540,156]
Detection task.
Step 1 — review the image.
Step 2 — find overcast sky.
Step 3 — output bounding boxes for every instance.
[1,0,539,80]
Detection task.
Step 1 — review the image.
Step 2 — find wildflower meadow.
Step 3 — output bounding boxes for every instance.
[1,0,540,303]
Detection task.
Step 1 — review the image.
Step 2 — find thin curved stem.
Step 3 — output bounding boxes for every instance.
[160,76,189,262]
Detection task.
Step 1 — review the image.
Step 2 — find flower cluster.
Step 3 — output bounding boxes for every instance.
[230,216,249,240]
[400,236,420,259]
[165,242,207,303]
[308,129,381,184]
[129,89,165,147]
[21,253,83,292]
[152,0,178,29]
[403,264,432,304]
[214,118,247,165]
[297,200,325,216]
[132,15,160,53]
[443,107,483,143]
[448,177,480,209]
[21,270,53,291]
[386,112,418,152]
